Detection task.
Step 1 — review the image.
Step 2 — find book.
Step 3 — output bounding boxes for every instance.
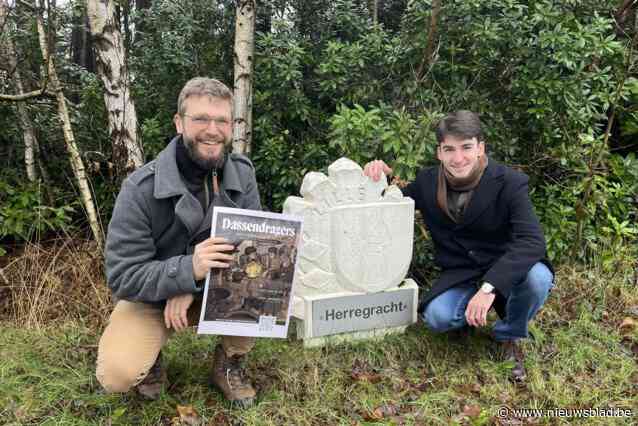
[197,207,303,338]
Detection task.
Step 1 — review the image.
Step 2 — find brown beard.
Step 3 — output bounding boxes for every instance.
[436,155,488,223]
[183,134,227,170]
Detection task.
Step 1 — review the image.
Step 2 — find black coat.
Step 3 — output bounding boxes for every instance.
[402,159,553,316]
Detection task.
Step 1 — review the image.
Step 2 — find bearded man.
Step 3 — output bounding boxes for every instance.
[96,77,261,407]
[364,110,554,382]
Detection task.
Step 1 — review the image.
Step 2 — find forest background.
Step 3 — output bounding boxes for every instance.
[1,0,637,425]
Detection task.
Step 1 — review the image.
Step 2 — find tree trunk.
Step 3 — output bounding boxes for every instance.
[14,76,39,182]
[133,0,152,45]
[256,0,271,34]
[615,0,636,36]
[232,0,256,155]
[34,0,104,247]
[368,0,379,25]
[87,0,144,177]
[122,0,131,56]
[416,0,441,82]
[71,7,95,73]
[0,0,37,181]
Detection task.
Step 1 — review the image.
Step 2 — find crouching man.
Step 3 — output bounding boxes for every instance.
[96,77,260,407]
[364,110,554,382]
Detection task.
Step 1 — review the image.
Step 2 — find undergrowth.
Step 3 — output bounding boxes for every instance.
[0,240,636,425]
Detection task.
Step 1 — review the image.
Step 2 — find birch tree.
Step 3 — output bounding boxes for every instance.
[87,0,143,177]
[0,0,39,181]
[33,0,104,247]
[368,0,378,25]
[232,0,256,155]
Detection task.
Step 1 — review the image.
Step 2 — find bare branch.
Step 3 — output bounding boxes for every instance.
[0,87,45,101]
[16,0,35,11]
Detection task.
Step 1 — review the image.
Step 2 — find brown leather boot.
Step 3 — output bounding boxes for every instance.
[135,353,167,400]
[500,340,526,383]
[210,344,256,408]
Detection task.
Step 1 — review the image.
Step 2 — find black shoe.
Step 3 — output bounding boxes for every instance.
[499,341,526,383]
[448,325,474,342]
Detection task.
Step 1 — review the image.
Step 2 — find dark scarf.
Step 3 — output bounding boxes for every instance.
[176,137,209,185]
[176,137,223,209]
[436,155,488,223]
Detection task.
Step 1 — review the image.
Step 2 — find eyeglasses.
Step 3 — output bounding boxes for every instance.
[182,114,230,127]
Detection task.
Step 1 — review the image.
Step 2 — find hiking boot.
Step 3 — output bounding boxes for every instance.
[447,325,475,342]
[210,344,256,408]
[135,353,167,400]
[499,340,526,383]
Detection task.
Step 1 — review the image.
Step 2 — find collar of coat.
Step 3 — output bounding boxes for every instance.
[430,157,506,228]
[152,135,245,199]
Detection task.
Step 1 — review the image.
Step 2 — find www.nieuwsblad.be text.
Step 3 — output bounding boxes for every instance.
[497,406,633,419]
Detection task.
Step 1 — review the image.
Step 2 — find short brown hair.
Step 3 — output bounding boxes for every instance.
[435,110,484,144]
[177,77,233,116]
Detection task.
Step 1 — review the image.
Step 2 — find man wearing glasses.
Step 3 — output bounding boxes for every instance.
[96,77,261,407]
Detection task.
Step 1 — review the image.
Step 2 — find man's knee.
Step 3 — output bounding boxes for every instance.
[96,331,159,393]
[522,262,554,301]
[96,354,153,393]
[422,301,457,333]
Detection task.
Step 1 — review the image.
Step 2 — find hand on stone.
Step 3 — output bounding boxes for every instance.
[164,292,195,331]
[465,291,496,327]
[363,160,393,182]
[192,237,235,281]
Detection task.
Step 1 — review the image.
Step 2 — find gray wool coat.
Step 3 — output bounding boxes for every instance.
[104,136,261,303]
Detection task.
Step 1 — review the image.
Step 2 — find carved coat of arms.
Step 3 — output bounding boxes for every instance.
[284,158,414,296]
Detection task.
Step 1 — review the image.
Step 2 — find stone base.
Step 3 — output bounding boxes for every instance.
[297,324,409,348]
[292,279,418,347]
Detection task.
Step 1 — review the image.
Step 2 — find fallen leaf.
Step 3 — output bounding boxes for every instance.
[352,370,382,383]
[351,360,382,383]
[498,391,512,404]
[362,408,383,421]
[457,383,482,395]
[176,405,202,426]
[462,404,481,418]
[207,412,231,425]
[362,404,399,421]
[620,317,636,333]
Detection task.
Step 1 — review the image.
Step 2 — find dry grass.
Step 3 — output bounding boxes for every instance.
[0,237,111,329]
[1,238,636,424]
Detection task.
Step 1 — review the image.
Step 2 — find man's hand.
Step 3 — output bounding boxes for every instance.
[164,293,195,331]
[192,237,235,281]
[363,160,393,182]
[465,291,496,327]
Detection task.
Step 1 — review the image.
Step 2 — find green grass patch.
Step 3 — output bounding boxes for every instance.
[1,266,637,425]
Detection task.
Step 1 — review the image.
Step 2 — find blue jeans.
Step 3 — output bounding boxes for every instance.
[422,262,554,341]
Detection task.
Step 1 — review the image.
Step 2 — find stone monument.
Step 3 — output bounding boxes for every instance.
[283,158,418,346]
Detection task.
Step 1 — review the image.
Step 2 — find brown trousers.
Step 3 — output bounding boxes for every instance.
[96,299,255,393]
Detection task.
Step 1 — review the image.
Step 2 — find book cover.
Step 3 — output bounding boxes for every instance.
[197,207,303,338]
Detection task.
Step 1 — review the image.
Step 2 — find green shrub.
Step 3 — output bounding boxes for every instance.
[0,179,75,243]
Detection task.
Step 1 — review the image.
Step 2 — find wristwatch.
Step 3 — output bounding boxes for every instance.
[480,282,495,294]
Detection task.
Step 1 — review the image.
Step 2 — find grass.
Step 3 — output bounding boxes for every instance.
[0,241,637,425]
